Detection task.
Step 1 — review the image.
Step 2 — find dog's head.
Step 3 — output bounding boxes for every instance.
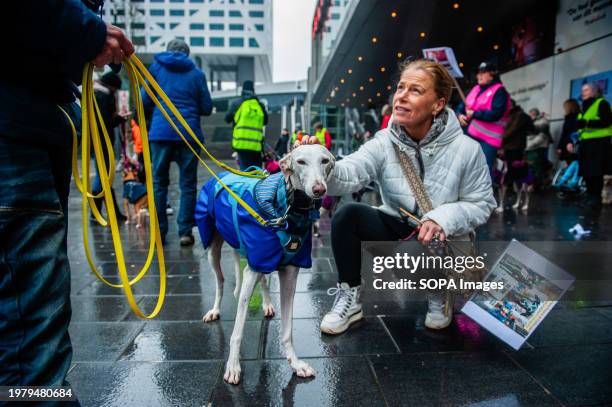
[278,144,335,199]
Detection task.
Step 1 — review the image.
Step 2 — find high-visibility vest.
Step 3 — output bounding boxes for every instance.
[314,127,327,146]
[232,99,264,152]
[465,83,511,149]
[578,97,612,140]
[290,131,303,144]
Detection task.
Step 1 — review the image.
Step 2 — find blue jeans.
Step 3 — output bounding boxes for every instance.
[0,138,74,392]
[151,141,200,239]
[475,138,498,181]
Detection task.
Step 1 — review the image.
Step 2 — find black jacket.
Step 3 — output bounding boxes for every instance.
[224,90,268,126]
[557,113,578,161]
[502,105,535,152]
[0,0,107,147]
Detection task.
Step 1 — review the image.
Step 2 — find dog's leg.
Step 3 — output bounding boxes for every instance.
[521,186,530,212]
[279,265,315,378]
[224,265,261,384]
[124,199,131,225]
[512,184,521,210]
[260,274,275,318]
[203,232,225,322]
[233,250,242,299]
[495,185,505,213]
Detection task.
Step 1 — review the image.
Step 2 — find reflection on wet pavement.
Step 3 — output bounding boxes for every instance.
[66,164,612,406]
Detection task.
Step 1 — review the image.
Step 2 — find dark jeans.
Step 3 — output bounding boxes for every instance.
[151,141,199,239]
[475,138,498,181]
[236,149,262,171]
[331,203,414,287]
[0,137,74,391]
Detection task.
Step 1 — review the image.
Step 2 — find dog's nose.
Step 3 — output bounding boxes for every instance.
[312,183,326,197]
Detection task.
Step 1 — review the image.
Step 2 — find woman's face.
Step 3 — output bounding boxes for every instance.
[477,71,494,86]
[392,68,444,131]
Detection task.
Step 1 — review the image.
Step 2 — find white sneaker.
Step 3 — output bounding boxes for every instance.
[425,294,453,330]
[320,283,363,335]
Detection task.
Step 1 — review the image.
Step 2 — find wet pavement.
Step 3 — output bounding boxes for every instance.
[65,164,612,406]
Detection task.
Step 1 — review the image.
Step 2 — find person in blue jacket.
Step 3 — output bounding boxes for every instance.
[0,0,134,394]
[142,38,213,246]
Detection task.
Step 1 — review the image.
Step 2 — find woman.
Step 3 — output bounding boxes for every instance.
[301,60,496,334]
[572,83,612,210]
[457,62,511,177]
[526,108,551,189]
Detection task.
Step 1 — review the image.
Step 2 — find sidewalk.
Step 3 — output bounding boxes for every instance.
[66,165,612,406]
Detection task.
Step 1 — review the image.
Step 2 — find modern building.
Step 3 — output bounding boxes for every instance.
[102,0,273,88]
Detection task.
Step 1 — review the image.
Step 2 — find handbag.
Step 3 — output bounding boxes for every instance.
[392,143,486,298]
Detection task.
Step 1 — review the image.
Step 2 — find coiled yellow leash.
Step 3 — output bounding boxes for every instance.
[69,54,271,318]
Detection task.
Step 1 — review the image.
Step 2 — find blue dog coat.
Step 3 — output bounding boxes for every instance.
[195,172,318,273]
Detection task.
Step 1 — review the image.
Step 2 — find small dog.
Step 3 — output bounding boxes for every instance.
[495,158,534,213]
[122,166,148,228]
[195,144,335,384]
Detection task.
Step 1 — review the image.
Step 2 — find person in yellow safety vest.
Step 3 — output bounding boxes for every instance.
[571,82,612,209]
[290,125,303,146]
[313,122,332,150]
[225,80,268,170]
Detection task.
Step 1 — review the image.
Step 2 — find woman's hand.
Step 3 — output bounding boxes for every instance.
[293,135,320,149]
[457,114,469,127]
[417,220,446,246]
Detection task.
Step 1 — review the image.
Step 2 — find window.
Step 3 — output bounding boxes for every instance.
[150,9,164,16]
[229,10,242,17]
[209,10,224,17]
[151,0,164,2]
[131,22,145,29]
[133,36,146,46]
[170,9,184,16]
[331,13,340,20]
[249,0,264,3]
[190,0,204,2]
[210,37,224,47]
[170,23,179,29]
[156,22,165,29]
[249,10,264,18]
[189,9,197,16]
[255,24,264,31]
[229,24,244,31]
[229,37,244,47]
[170,0,184,2]
[190,37,205,46]
[150,36,161,43]
[210,23,224,30]
[249,38,259,48]
[190,23,204,30]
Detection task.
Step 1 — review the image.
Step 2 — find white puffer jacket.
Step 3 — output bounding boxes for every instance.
[327,108,496,237]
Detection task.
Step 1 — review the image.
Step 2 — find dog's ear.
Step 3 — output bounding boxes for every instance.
[279,153,293,174]
[324,150,336,178]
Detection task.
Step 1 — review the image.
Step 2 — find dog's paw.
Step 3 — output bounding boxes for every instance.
[512,203,520,210]
[125,219,131,225]
[262,303,275,318]
[233,285,240,299]
[224,360,242,384]
[290,359,315,378]
[203,309,220,322]
[494,206,503,214]
[136,223,142,229]
[521,205,529,212]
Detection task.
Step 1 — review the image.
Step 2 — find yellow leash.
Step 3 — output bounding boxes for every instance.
[69,55,271,318]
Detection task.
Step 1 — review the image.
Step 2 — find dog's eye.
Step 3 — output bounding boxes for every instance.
[321,159,330,164]
[297,159,306,165]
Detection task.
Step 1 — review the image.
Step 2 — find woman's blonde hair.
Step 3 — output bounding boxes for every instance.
[398,59,453,103]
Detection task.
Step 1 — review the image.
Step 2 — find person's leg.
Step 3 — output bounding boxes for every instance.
[331,202,413,286]
[151,141,173,241]
[236,150,262,171]
[475,138,498,180]
[0,138,74,390]
[176,143,199,240]
[585,176,604,206]
[321,202,414,335]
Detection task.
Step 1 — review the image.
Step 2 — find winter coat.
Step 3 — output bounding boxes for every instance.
[327,108,496,237]
[502,106,534,152]
[0,0,107,148]
[141,52,212,142]
[526,116,551,151]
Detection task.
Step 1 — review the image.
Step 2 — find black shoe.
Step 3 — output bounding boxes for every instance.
[179,234,195,246]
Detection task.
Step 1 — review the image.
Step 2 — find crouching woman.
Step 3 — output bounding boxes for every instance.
[308,60,496,334]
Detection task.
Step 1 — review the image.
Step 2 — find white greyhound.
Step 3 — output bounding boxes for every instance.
[200,144,335,384]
